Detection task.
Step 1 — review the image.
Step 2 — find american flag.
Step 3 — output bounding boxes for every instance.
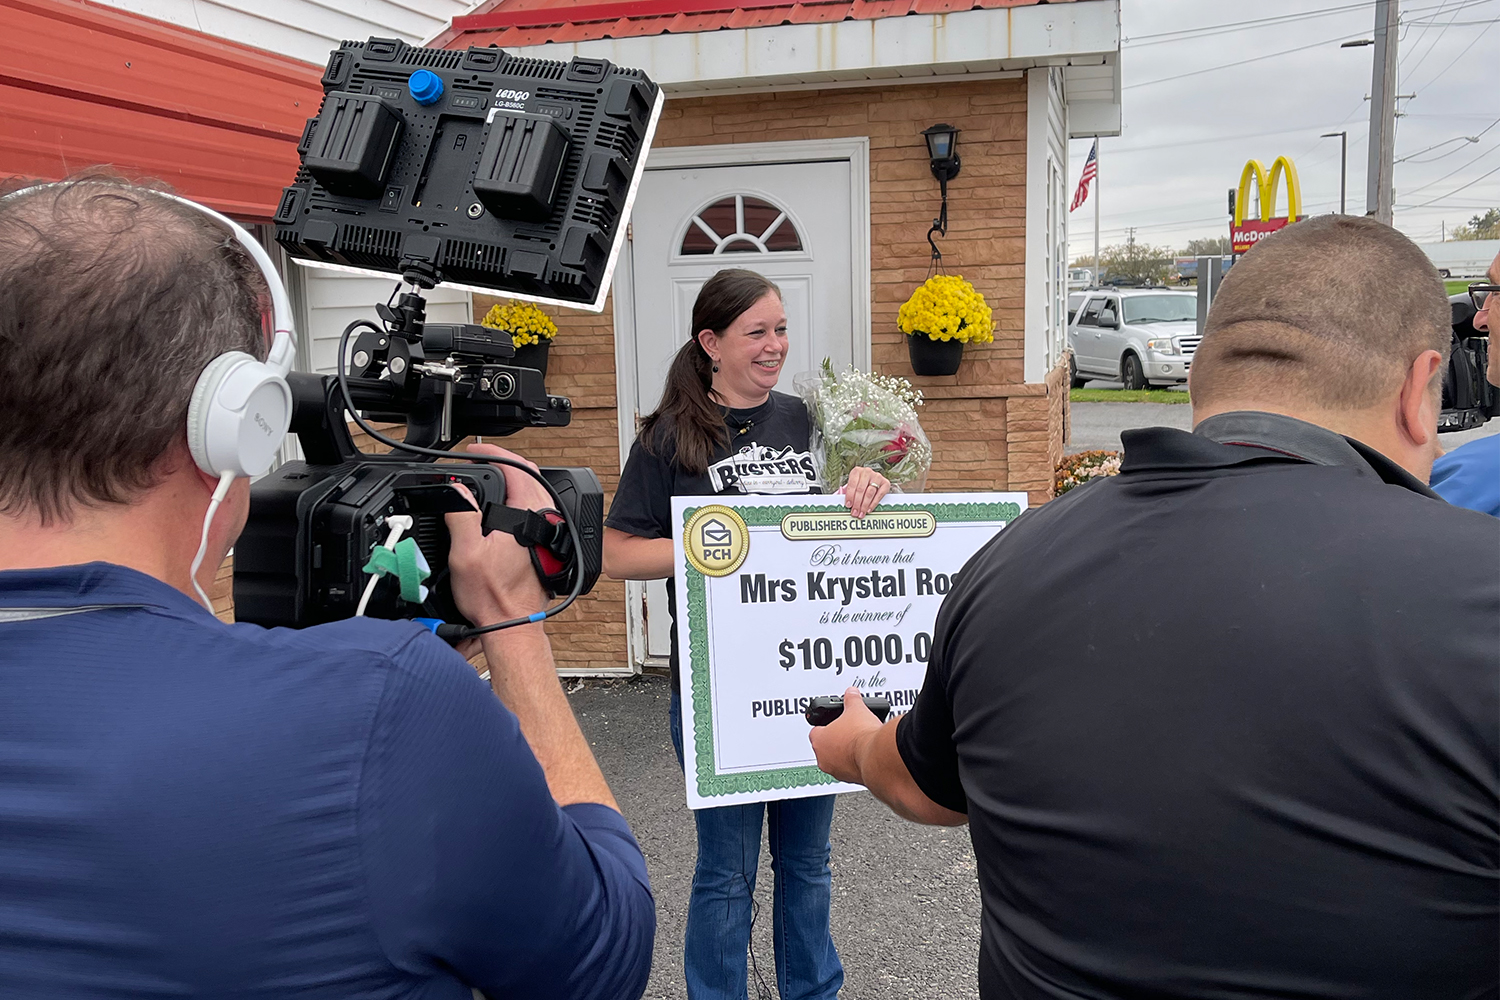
[1071,141,1097,212]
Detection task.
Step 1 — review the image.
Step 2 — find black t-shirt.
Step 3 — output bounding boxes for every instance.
[897,412,1500,999]
[605,391,819,686]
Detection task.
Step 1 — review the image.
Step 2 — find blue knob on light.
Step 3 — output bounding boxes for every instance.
[408,70,444,106]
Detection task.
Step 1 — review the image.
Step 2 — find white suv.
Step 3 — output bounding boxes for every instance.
[1069,289,1200,390]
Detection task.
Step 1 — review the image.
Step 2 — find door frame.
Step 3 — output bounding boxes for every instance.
[612,136,872,672]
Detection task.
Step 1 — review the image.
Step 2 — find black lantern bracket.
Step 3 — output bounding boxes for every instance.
[922,123,962,268]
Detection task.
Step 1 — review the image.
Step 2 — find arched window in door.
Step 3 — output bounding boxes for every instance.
[680,194,804,255]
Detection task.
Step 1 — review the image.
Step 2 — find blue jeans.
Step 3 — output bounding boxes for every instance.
[670,688,844,1000]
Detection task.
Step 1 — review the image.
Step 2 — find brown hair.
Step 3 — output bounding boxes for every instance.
[1191,214,1450,409]
[0,174,267,524]
[639,268,781,475]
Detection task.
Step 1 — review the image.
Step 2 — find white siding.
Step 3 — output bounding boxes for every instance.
[289,266,472,377]
[1025,66,1070,384]
[93,0,478,66]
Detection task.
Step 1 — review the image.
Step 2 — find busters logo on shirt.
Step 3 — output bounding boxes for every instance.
[708,443,817,494]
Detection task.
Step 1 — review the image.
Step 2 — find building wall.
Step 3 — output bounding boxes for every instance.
[486,77,1069,673]
[91,0,473,67]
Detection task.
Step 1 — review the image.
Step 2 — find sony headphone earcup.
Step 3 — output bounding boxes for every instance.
[187,352,252,475]
[186,351,292,478]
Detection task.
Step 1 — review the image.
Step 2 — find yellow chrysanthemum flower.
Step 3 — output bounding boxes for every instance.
[898,274,994,345]
[480,301,558,348]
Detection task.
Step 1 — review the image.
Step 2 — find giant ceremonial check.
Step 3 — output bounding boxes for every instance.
[672,492,1027,809]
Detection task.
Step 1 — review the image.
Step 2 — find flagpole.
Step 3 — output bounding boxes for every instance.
[1093,140,1100,283]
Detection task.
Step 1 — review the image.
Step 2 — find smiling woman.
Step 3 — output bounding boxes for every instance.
[599,266,891,1000]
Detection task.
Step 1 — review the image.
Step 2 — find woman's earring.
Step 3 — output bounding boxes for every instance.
[711,361,720,373]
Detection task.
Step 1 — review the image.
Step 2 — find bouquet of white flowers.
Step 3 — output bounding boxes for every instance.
[796,359,932,493]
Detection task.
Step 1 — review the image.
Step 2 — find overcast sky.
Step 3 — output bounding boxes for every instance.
[1066,0,1498,258]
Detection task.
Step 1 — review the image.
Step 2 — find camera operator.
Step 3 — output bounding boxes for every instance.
[1430,248,1500,515]
[811,216,1499,998]
[0,177,654,999]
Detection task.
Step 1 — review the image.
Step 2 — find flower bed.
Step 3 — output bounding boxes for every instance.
[1054,450,1121,495]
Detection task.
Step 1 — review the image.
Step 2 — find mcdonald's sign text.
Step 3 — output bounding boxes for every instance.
[1231,156,1303,255]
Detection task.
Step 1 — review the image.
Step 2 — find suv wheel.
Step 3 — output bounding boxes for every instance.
[1070,355,1087,389]
[1121,353,1148,391]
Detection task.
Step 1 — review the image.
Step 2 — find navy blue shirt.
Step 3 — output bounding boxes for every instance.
[0,563,654,999]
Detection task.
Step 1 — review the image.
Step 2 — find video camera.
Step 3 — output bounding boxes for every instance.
[1441,293,1497,432]
[232,38,662,637]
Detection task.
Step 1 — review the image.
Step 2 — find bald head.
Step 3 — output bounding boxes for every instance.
[1191,215,1450,411]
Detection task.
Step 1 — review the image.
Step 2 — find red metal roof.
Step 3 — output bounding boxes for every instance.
[0,0,324,221]
[434,0,1068,50]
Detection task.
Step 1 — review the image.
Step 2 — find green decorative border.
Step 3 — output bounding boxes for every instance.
[683,501,1020,799]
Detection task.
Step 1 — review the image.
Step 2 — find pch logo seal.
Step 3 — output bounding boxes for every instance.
[684,505,749,577]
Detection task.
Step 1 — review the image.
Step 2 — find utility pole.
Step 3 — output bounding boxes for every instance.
[1367,0,1398,224]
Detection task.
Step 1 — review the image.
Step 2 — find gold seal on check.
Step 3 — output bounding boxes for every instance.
[683,505,750,577]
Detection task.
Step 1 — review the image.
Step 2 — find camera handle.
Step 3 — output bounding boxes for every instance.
[398,485,577,598]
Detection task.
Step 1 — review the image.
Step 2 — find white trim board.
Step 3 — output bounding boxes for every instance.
[1024,67,1069,384]
[501,2,1120,100]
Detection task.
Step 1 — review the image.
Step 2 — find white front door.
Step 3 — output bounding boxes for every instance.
[616,142,869,666]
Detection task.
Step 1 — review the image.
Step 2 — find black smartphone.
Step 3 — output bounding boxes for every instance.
[804,694,892,727]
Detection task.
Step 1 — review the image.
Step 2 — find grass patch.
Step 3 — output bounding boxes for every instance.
[1071,388,1192,404]
[1446,279,1474,296]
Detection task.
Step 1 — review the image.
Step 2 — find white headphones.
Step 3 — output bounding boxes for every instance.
[5,184,297,478]
[5,183,298,611]
[168,196,296,479]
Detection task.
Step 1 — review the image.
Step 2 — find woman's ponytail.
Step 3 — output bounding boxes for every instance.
[639,268,781,475]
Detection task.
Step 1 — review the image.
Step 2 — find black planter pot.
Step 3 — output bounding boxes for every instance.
[907,334,964,376]
[510,340,551,377]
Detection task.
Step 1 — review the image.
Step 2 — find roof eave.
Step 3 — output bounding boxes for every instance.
[438,2,1120,108]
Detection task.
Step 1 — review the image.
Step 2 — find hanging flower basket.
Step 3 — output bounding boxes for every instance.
[480,301,557,377]
[510,340,551,377]
[897,274,995,377]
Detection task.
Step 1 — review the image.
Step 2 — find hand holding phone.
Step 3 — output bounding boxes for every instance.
[804,694,892,727]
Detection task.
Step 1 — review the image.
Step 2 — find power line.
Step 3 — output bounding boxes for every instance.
[1401,139,1500,195]
[1410,162,1500,207]
[1399,0,1469,81]
[1407,15,1498,92]
[1125,30,1373,90]
[1103,121,1368,156]
[1122,0,1491,47]
[1395,118,1499,163]
[1122,2,1372,47]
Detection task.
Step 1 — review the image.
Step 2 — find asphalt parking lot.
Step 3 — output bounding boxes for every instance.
[569,675,982,1000]
[1067,380,1500,455]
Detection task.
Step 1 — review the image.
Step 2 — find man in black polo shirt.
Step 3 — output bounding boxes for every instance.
[811,215,1500,998]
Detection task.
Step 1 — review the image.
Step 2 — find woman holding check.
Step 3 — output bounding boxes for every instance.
[604,268,889,1000]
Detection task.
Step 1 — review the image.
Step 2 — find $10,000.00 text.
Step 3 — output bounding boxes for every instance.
[778,632,933,675]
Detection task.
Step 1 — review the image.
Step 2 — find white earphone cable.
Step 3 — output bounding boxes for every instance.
[191,472,236,614]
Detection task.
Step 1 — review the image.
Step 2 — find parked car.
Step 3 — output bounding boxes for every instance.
[1067,291,1088,325]
[1068,288,1200,389]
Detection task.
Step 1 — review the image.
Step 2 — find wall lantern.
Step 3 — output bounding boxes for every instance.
[921,123,961,263]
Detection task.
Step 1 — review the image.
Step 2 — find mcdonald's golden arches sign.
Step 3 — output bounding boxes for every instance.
[1231,156,1303,255]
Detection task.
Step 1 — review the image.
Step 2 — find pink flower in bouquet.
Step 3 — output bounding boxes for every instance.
[882,431,914,462]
